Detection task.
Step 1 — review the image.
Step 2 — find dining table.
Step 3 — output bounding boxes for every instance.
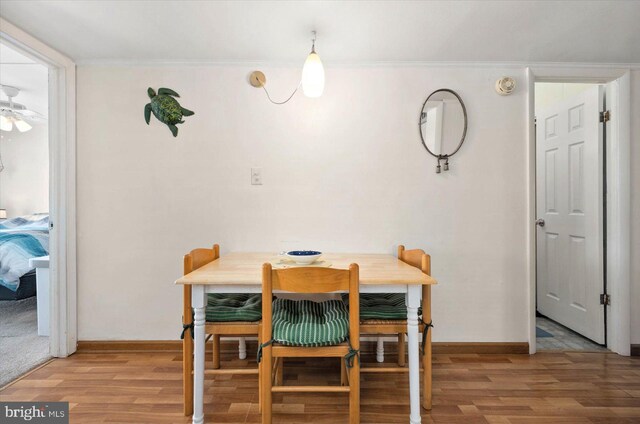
[176,252,437,424]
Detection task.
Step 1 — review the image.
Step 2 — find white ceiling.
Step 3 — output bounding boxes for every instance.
[0,1,639,64]
[0,43,48,119]
[0,43,35,63]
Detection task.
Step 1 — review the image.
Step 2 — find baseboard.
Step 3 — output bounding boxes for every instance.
[77,340,209,353]
[631,344,640,356]
[77,340,529,355]
[432,342,529,354]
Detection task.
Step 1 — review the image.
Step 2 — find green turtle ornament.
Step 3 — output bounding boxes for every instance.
[144,87,194,137]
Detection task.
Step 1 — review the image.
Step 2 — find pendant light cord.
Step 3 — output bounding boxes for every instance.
[262,82,301,105]
[258,31,316,105]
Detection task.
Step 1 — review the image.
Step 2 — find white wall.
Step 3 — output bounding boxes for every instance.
[535,83,595,113]
[0,123,49,217]
[77,65,529,341]
[76,65,639,346]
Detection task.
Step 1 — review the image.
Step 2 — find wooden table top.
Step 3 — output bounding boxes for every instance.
[175,252,437,286]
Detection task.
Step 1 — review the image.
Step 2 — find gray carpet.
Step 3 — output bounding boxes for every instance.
[0,296,51,387]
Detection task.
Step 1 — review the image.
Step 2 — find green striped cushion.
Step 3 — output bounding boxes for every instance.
[272,299,349,347]
[206,294,262,322]
[342,293,422,320]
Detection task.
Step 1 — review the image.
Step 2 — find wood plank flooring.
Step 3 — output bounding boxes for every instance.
[1,349,639,423]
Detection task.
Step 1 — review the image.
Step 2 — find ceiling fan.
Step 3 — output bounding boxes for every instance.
[0,85,46,133]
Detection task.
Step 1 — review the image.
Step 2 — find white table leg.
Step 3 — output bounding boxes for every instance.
[192,285,206,424]
[238,337,247,360]
[376,337,385,363]
[406,285,422,424]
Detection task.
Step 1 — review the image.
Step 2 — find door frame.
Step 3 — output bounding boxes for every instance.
[1,18,77,357]
[526,67,631,355]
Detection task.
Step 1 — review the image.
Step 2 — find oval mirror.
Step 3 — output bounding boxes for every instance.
[419,89,467,173]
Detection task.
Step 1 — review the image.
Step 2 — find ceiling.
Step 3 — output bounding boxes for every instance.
[0,43,48,119]
[0,43,35,63]
[0,1,639,65]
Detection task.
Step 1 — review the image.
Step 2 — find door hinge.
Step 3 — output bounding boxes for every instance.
[599,110,611,123]
[600,293,611,306]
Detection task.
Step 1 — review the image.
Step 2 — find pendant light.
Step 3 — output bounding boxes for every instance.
[249,31,325,104]
[301,34,324,97]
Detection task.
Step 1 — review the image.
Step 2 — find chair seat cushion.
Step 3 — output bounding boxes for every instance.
[206,294,262,322]
[342,293,422,320]
[272,299,349,347]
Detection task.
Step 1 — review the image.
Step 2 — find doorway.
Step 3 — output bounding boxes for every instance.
[1,17,78,360]
[0,42,52,385]
[527,70,631,356]
[534,82,607,351]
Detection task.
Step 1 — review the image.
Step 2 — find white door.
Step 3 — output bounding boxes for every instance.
[536,86,605,344]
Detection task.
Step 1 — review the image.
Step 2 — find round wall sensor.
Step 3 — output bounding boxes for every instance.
[495,77,516,96]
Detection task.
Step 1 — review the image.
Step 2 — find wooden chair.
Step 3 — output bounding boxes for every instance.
[345,245,433,410]
[182,244,262,416]
[260,263,360,424]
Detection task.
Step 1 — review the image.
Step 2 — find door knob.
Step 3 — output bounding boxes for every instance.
[535,219,545,228]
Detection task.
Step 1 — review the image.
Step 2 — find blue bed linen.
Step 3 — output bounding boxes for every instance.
[0,215,49,292]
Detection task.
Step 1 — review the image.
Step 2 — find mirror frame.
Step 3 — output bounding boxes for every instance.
[418,88,468,172]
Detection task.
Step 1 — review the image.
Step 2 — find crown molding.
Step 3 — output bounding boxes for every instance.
[75,58,640,69]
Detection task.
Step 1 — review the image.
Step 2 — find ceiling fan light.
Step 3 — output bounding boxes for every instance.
[301,51,325,98]
[14,118,32,132]
[0,115,12,132]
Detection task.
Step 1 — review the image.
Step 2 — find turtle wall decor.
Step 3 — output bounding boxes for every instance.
[144,87,194,137]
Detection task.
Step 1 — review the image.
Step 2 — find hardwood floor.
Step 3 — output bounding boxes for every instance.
[1,349,639,423]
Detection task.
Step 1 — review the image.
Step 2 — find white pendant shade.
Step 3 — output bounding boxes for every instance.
[301,52,325,98]
[14,118,32,132]
[0,115,12,132]
[0,115,33,132]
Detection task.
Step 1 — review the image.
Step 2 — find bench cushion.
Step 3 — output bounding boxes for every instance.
[342,293,421,320]
[272,299,349,347]
[206,294,262,322]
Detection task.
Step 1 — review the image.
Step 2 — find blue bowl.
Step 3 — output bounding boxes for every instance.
[287,250,321,256]
[285,250,322,264]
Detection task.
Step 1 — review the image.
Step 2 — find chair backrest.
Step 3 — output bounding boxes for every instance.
[184,244,220,274]
[261,263,360,348]
[398,245,432,321]
[183,244,220,330]
[397,245,430,275]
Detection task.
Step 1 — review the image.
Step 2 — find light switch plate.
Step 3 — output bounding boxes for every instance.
[251,167,262,185]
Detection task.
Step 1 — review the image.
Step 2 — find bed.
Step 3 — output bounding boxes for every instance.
[0,214,49,300]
